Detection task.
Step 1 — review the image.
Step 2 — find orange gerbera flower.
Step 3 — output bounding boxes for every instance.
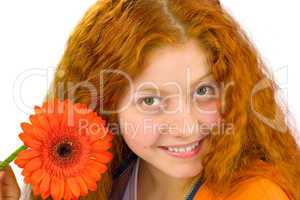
[14,99,114,200]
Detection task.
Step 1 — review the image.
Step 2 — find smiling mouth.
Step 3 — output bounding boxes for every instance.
[159,140,200,149]
[158,135,208,149]
[157,136,208,157]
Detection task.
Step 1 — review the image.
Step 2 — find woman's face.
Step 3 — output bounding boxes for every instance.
[117,38,221,178]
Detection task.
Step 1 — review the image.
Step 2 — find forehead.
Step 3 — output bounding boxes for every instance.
[133,38,211,90]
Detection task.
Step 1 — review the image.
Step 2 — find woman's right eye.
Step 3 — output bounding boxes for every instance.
[134,95,164,113]
[138,96,161,107]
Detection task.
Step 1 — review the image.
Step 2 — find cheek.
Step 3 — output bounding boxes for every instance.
[196,100,221,124]
[120,116,160,149]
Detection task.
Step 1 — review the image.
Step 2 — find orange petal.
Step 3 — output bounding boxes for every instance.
[89,130,112,143]
[41,190,50,199]
[42,100,65,114]
[23,157,42,173]
[90,140,112,152]
[74,103,88,112]
[87,160,108,173]
[57,178,65,200]
[64,180,74,200]
[20,122,34,134]
[32,126,48,141]
[81,171,98,191]
[104,132,113,140]
[34,105,44,114]
[24,176,31,184]
[19,132,42,149]
[42,100,60,113]
[29,114,50,131]
[21,122,47,141]
[21,169,32,177]
[84,166,101,181]
[89,151,113,163]
[40,173,50,194]
[86,122,108,138]
[31,169,45,186]
[31,184,40,196]
[76,176,88,196]
[50,176,64,200]
[67,177,80,198]
[17,149,40,160]
[47,114,60,132]
[14,158,29,168]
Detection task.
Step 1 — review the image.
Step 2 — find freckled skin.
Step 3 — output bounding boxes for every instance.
[117,38,221,192]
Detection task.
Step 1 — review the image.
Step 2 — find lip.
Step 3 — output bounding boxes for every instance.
[158,138,205,159]
[159,138,203,148]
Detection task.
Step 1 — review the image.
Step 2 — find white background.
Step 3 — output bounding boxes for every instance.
[0,0,299,192]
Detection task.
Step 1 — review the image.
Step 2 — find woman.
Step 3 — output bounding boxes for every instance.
[1,0,299,199]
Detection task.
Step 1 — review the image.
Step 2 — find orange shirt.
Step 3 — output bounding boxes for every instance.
[194,176,291,200]
[194,159,293,200]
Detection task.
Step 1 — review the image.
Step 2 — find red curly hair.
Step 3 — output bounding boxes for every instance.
[28,0,300,199]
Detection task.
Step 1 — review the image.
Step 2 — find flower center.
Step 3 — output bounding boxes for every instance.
[44,135,86,177]
[56,142,73,157]
[48,136,83,168]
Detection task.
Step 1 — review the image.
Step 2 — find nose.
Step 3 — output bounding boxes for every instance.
[159,104,200,138]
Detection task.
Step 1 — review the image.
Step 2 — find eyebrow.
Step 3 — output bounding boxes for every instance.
[190,72,213,90]
[135,72,213,94]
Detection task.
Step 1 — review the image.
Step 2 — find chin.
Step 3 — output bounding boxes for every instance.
[164,165,203,179]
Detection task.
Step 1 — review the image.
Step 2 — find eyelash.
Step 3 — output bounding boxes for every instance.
[193,85,216,98]
[136,96,162,107]
[136,85,216,107]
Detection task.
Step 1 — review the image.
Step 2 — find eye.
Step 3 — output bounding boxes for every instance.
[142,97,160,106]
[193,84,217,100]
[136,96,162,108]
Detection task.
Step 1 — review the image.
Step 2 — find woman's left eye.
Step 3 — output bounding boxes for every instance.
[194,85,216,97]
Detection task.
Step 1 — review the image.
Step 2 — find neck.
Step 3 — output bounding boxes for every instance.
[138,158,201,199]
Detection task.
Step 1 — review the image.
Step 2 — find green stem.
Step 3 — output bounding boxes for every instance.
[0,145,27,170]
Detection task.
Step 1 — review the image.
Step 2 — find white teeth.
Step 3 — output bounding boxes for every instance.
[167,141,199,153]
